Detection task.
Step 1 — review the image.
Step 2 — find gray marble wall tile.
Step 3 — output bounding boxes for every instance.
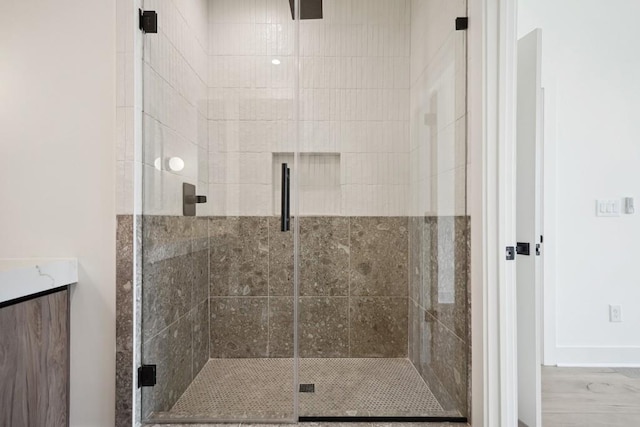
[116,215,133,427]
[205,216,412,360]
[193,217,210,252]
[350,217,408,296]
[421,311,468,414]
[421,217,436,311]
[350,297,408,358]
[299,297,349,357]
[192,250,209,306]
[133,216,142,425]
[142,216,194,263]
[407,215,471,417]
[142,311,193,418]
[192,301,209,378]
[269,217,294,296]
[408,298,420,368]
[424,216,469,344]
[408,217,423,304]
[210,297,269,358]
[407,302,459,413]
[126,211,471,421]
[138,215,211,420]
[299,218,349,296]
[210,217,269,296]
[268,297,294,357]
[142,254,193,340]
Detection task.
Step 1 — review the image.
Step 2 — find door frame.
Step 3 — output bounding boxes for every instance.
[473,0,520,425]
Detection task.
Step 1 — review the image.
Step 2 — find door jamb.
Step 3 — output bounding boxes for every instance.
[480,0,519,425]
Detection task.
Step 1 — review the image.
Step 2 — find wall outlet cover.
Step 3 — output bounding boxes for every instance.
[609,304,622,322]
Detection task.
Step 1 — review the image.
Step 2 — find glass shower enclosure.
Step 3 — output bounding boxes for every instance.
[138,0,469,423]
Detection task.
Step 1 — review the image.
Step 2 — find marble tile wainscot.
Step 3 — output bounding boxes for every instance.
[134,216,211,420]
[408,216,471,416]
[115,215,474,422]
[209,216,409,359]
[116,215,135,427]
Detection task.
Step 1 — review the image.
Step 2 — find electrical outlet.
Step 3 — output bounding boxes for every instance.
[609,305,622,322]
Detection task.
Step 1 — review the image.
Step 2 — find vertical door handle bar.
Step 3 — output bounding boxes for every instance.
[281,163,290,232]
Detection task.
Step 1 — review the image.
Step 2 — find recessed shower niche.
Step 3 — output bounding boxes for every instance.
[139,0,469,423]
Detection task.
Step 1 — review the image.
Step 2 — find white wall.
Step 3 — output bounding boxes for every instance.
[519,0,640,365]
[409,0,467,217]
[141,0,210,216]
[0,0,116,425]
[208,0,411,217]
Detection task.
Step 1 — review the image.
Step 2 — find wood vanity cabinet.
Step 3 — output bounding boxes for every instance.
[0,287,70,427]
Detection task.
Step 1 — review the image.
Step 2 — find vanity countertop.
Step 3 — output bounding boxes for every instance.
[0,258,78,304]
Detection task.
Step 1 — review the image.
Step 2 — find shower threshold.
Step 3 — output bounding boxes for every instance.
[147,358,465,423]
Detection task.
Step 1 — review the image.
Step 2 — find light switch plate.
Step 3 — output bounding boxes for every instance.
[596,199,621,217]
[624,197,635,214]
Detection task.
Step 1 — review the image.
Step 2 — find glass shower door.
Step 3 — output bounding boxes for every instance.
[295,0,469,421]
[137,0,470,422]
[139,0,300,422]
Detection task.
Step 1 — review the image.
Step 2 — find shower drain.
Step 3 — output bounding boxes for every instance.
[299,383,315,393]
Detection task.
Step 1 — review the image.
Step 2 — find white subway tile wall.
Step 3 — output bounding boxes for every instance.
[208,0,413,216]
[409,0,467,217]
[141,0,210,216]
[117,0,466,217]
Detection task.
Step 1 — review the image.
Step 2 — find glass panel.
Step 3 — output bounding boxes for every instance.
[138,0,468,421]
[140,0,299,422]
[296,0,469,420]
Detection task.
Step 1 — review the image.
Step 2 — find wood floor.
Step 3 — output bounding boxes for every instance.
[543,367,640,427]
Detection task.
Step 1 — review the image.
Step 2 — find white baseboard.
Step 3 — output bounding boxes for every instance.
[555,346,640,367]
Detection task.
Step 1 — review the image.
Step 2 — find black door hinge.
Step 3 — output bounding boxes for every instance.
[139,9,158,33]
[456,17,468,31]
[506,246,515,261]
[516,242,530,256]
[536,243,541,256]
[138,365,157,388]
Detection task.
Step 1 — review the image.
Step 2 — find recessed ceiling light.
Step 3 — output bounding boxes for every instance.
[271,58,281,65]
